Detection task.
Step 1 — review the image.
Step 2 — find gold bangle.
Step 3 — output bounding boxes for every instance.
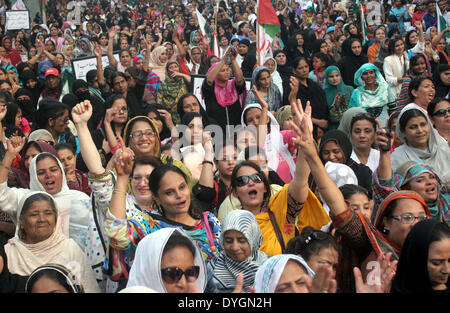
[113,189,127,196]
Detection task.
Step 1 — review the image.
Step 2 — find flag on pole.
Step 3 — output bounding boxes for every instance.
[195,8,213,56]
[213,1,221,58]
[436,3,450,44]
[360,4,368,45]
[257,0,280,66]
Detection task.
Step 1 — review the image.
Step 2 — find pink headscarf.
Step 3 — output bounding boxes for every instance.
[204,62,246,108]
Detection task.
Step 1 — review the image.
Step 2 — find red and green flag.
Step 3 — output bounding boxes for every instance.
[257,0,280,65]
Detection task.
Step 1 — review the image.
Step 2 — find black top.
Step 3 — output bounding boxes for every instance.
[201,79,246,134]
[0,245,28,293]
[283,78,329,125]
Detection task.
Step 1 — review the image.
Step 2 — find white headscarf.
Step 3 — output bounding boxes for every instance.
[264,57,284,97]
[241,103,296,179]
[254,254,315,293]
[126,228,207,293]
[392,103,450,183]
[28,152,90,248]
[4,191,100,292]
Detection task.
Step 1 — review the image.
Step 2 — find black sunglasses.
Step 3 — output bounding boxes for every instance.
[432,107,450,117]
[161,266,200,284]
[235,173,263,187]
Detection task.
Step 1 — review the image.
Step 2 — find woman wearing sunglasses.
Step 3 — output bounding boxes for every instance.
[219,100,330,257]
[427,97,450,142]
[290,104,431,292]
[126,228,207,293]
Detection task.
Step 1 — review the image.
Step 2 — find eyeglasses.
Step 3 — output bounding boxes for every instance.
[54,117,69,123]
[161,266,200,284]
[130,130,156,139]
[432,107,450,117]
[235,173,263,187]
[389,213,429,224]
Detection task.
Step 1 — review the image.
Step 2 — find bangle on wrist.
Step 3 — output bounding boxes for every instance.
[113,189,127,196]
[202,160,214,166]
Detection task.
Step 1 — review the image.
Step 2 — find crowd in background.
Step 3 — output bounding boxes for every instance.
[0,0,449,294]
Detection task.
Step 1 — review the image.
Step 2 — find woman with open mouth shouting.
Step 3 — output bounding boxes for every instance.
[218,99,330,257]
[0,133,92,252]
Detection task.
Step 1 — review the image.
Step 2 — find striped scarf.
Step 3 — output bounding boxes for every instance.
[208,210,267,291]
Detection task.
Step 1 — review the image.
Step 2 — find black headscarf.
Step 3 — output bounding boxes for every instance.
[176,94,216,127]
[337,38,369,87]
[318,129,373,195]
[14,88,35,124]
[21,69,41,107]
[432,64,450,98]
[391,219,450,293]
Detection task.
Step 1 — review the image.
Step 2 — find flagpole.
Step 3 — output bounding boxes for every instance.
[257,0,261,66]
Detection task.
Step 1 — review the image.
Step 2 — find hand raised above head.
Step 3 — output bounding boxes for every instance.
[114,135,135,176]
[71,100,92,124]
[6,132,26,156]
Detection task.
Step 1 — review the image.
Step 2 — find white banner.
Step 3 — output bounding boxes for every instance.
[5,10,30,31]
[71,53,119,81]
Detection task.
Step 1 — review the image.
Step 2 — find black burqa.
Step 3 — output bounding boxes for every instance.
[336,38,368,88]
[391,219,450,293]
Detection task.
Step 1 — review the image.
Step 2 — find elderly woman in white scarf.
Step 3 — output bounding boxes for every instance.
[208,210,267,293]
[0,135,91,251]
[0,191,99,293]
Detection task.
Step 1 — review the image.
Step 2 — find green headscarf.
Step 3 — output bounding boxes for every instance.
[324,66,354,109]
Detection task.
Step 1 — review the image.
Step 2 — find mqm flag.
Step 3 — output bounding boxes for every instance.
[257,0,280,65]
[195,8,213,56]
[437,3,450,44]
[360,4,368,45]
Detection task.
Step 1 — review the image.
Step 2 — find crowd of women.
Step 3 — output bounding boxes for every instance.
[0,0,449,294]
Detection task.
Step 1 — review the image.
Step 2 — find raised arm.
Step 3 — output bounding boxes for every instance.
[197,132,215,188]
[229,48,245,86]
[287,99,311,205]
[109,136,134,220]
[206,49,230,85]
[375,119,393,180]
[108,27,119,68]
[93,45,105,87]
[172,28,186,59]
[432,27,450,47]
[252,86,269,149]
[71,100,105,175]
[103,107,119,151]
[0,134,25,185]
[290,102,347,216]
